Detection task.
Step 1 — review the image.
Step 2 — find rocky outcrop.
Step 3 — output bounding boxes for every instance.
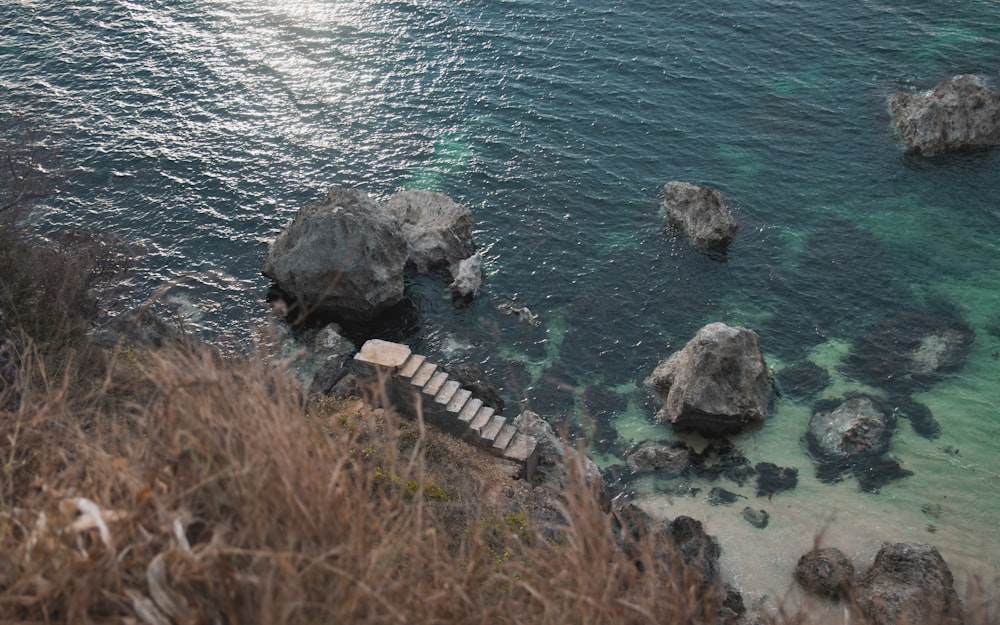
[661,181,738,253]
[261,187,408,320]
[624,440,693,475]
[308,324,357,395]
[891,74,1000,156]
[807,395,894,462]
[646,323,770,437]
[794,547,855,598]
[383,189,475,272]
[806,395,911,491]
[448,252,484,300]
[514,410,606,503]
[855,542,964,625]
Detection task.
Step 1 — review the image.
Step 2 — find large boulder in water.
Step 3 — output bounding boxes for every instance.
[855,542,964,625]
[261,187,408,320]
[383,189,475,272]
[646,323,770,437]
[661,181,738,253]
[890,74,1000,156]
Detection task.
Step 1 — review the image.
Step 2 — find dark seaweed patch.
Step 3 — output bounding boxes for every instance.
[754,462,798,498]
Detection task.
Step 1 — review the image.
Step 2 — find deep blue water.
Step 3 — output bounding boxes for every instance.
[2,0,999,595]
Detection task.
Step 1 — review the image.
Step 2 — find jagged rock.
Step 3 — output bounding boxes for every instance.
[891,74,1000,156]
[512,410,607,509]
[741,507,769,529]
[807,395,894,462]
[448,252,483,299]
[261,187,408,320]
[855,542,964,625]
[625,441,693,475]
[666,515,722,586]
[646,323,770,437]
[610,504,733,618]
[308,324,357,395]
[383,189,475,272]
[794,547,855,598]
[661,181,738,252]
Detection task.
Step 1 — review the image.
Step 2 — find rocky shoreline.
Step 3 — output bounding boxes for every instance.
[242,73,1000,623]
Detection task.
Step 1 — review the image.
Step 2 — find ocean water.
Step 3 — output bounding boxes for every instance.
[2,0,999,611]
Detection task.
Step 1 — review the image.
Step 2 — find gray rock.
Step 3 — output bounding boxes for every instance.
[794,547,855,598]
[662,181,738,252]
[891,74,1000,156]
[625,441,693,475]
[646,323,770,437]
[741,507,769,529]
[308,323,357,395]
[513,410,607,509]
[807,395,894,461]
[261,187,408,320]
[449,252,483,299]
[383,189,475,272]
[855,542,964,625]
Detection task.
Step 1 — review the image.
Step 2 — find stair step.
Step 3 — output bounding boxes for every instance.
[479,415,506,444]
[446,388,472,413]
[410,362,437,388]
[503,433,538,465]
[423,371,448,397]
[457,397,483,426]
[398,353,426,379]
[467,406,495,436]
[434,380,461,405]
[492,423,517,453]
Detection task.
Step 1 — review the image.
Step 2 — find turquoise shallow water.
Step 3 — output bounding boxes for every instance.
[2,0,999,607]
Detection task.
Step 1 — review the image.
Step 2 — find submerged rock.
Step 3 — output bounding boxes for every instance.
[661,181,738,253]
[844,311,974,395]
[707,487,741,506]
[625,440,694,475]
[776,360,830,403]
[741,507,769,529]
[806,394,912,491]
[890,394,941,440]
[647,323,771,437]
[807,395,894,461]
[794,547,855,598]
[855,542,964,625]
[891,74,1000,156]
[261,187,408,321]
[383,189,475,272]
[754,462,798,498]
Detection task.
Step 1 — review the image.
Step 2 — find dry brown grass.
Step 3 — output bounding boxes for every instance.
[0,338,732,624]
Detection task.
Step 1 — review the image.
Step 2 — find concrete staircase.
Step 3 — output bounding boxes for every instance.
[353,339,538,480]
